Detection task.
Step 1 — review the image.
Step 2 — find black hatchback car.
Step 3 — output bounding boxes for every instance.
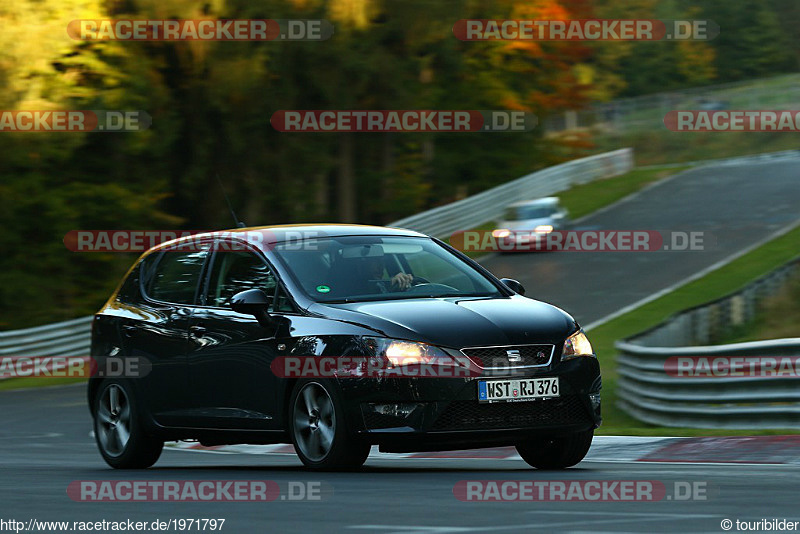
[89,225,601,470]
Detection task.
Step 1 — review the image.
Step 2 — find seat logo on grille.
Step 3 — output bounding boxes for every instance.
[506,349,522,362]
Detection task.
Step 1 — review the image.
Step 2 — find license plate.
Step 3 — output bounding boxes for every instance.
[477,377,559,403]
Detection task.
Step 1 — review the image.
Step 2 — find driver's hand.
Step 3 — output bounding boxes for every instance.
[390,273,414,290]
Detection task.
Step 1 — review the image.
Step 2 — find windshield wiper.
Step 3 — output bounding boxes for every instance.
[320,292,500,304]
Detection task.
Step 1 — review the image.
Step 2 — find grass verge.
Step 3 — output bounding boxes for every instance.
[592,130,800,167]
[721,272,800,344]
[0,375,87,392]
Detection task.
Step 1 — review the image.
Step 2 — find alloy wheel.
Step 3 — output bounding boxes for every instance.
[95,384,132,457]
[292,382,336,462]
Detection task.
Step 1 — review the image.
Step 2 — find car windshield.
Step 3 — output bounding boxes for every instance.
[505,205,555,220]
[272,236,503,303]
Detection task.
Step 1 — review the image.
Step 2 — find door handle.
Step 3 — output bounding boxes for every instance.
[189,325,207,337]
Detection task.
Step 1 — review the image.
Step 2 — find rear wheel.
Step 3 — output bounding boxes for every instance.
[516,429,593,469]
[289,380,370,470]
[93,380,163,469]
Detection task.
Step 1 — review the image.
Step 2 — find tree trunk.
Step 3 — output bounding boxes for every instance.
[380,133,394,222]
[337,133,356,222]
[314,171,328,221]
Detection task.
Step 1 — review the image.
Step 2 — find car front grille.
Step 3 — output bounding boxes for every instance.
[431,396,589,431]
[461,344,554,369]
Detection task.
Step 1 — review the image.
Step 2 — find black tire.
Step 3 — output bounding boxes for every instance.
[289,379,370,471]
[93,380,163,469]
[516,429,593,469]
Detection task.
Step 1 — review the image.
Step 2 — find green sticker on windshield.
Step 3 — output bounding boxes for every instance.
[316,285,331,294]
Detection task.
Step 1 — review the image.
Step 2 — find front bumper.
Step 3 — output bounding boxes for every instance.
[490,233,552,254]
[339,356,601,452]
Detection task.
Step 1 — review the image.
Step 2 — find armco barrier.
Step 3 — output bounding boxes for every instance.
[389,148,633,238]
[0,316,92,380]
[616,257,800,429]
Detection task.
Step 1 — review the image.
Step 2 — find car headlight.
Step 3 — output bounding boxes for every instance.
[492,229,511,238]
[562,330,594,360]
[366,338,463,367]
[534,224,554,234]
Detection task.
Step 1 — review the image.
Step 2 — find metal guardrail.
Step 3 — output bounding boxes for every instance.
[544,73,800,134]
[0,316,92,380]
[389,148,633,238]
[616,257,800,429]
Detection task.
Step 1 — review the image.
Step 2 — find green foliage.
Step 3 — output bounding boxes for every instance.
[0,0,584,327]
[696,0,795,83]
[0,0,796,328]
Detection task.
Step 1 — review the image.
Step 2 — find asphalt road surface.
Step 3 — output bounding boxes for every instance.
[1,385,798,533]
[2,158,800,533]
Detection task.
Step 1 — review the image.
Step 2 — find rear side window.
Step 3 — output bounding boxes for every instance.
[116,263,142,304]
[145,248,209,305]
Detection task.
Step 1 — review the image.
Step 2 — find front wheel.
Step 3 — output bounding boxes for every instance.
[289,380,370,471]
[93,380,163,469]
[516,429,593,469]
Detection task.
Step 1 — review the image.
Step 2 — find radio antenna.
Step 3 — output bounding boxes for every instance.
[215,173,246,228]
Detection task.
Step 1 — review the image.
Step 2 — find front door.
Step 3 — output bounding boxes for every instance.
[186,243,284,429]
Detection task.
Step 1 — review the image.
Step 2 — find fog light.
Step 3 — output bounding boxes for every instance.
[589,393,601,411]
[370,403,420,418]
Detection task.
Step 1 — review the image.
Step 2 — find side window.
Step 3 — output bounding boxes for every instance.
[146,248,209,305]
[205,249,276,308]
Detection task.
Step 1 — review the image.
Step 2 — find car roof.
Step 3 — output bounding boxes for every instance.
[506,197,560,209]
[149,224,427,254]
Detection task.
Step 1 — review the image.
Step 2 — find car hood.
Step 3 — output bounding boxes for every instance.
[310,295,578,348]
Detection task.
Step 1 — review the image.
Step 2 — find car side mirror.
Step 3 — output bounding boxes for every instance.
[500,278,525,296]
[231,289,273,326]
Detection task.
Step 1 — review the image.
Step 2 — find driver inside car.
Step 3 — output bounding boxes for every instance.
[361,254,414,291]
[364,256,414,291]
